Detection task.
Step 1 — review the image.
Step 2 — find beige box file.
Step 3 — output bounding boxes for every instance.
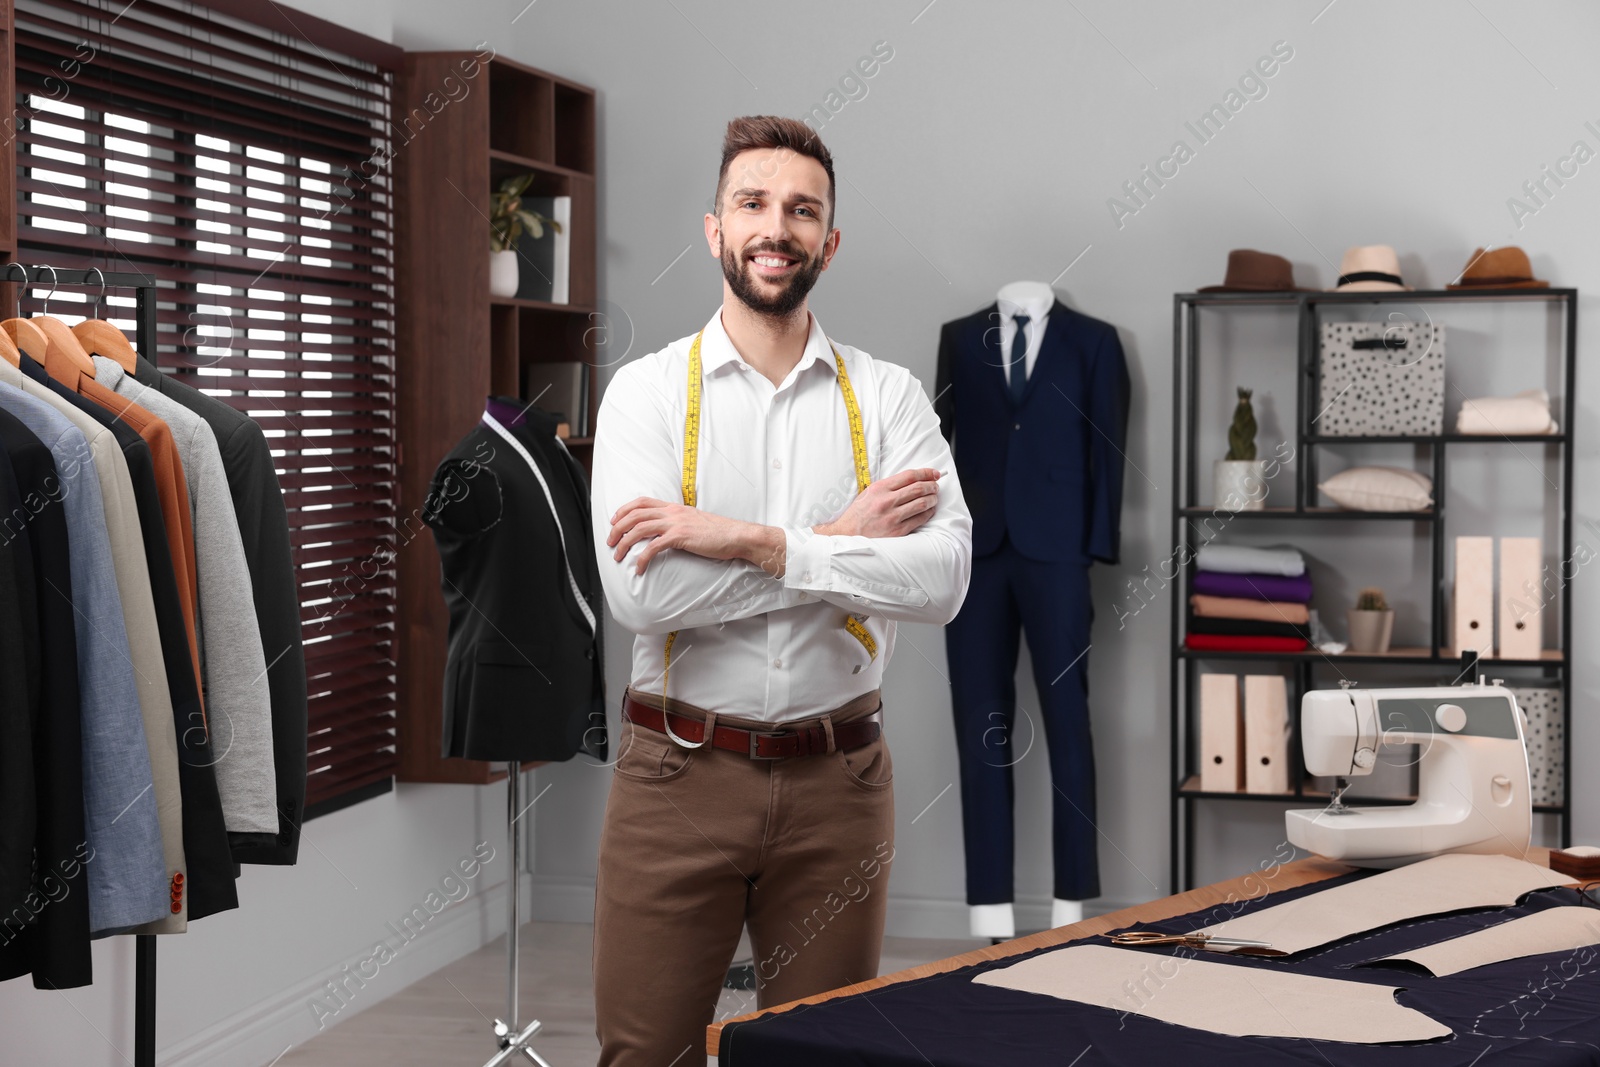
[1453,536,1495,656]
[1243,674,1289,794]
[1498,537,1544,660]
[1199,673,1241,792]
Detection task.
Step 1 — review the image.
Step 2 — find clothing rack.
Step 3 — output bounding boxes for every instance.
[5,264,163,1067]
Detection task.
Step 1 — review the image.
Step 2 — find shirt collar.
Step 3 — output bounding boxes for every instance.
[997,292,1054,326]
[700,304,837,380]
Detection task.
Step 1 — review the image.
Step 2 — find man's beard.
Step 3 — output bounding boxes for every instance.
[721,238,824,319]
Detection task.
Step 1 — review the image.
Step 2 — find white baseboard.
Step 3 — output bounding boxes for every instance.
[160,876,534,1067]
[525,873,1132,941]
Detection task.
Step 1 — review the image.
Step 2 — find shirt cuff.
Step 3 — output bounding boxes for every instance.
[783,526,836,592]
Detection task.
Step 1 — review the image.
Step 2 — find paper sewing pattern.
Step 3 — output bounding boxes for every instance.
[1197,854,1573,955]
[973,944,1450,1043]
[1372,906,1600,977]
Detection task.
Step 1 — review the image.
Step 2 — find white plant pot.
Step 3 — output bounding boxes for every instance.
[1213,459,1268,511]
[489,248,520,298]
[1346,609,1395,654]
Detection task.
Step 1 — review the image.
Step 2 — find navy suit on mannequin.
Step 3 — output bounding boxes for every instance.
[934,290,1129,926]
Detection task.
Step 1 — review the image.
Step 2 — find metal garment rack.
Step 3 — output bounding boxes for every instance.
[5,265,163,1066]
[1167,287,1577,893]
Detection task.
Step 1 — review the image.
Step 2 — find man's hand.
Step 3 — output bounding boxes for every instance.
[607,497,783,577]
[815,468,941,538]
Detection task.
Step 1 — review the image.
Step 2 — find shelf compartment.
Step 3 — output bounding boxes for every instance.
[1305,433,1566,445]
[1179,506,1435,520]
[488,63,554,161]
[1177,646,1563,666]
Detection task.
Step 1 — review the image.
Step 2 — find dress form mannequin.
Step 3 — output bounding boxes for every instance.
[965,280,1090,942]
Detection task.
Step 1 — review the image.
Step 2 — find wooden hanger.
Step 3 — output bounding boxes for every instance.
[0,262,49,362]
[0,327,19,367]
[1,318,48,360]
[35,316,100,379]
[73,319,140,373]
[17,266,98,381]
[71,268,139,373]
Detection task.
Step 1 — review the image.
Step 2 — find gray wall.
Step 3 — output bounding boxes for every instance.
[2,2,1597,1064]
[511,0,1600,926]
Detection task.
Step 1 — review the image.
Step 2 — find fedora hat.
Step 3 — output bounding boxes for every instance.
[1330,245,1411,292]
[1199,249,1311,292]
[1447,246,1547,289]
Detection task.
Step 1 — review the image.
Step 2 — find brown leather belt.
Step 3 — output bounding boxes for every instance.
[622,691,882,760]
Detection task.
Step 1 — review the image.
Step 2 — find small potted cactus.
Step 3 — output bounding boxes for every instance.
[1213,387,1268,512]
[1347,586,1395,654]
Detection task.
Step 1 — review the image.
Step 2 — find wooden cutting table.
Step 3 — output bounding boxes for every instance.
[707,848,1554,1057]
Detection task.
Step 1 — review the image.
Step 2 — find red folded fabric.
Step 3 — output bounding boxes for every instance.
[1184,633,1308,653]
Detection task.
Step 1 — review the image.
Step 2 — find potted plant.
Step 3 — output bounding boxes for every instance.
[488,173,562,298]
[1213,386,1268,511]
[1347,586,1395,654]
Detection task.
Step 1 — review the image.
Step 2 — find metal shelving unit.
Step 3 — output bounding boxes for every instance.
[1168,287,1577,892]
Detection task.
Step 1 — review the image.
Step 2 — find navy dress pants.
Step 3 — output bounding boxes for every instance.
[945,531,1099,903]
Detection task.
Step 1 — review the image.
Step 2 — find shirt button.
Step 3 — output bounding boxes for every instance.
[1013,423,1021,430]
[772,657,783,668]
[773,458,782,469]
[801,572,812,582]
[798,592,809,601]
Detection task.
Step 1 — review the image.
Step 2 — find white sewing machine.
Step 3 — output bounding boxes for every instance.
[1285,681,1532,868]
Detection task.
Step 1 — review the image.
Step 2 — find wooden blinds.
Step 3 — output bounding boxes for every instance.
[12,0,400,813]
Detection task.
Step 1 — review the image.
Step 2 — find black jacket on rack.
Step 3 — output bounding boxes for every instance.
[423,400,607,763]
[0,417,92,990]
[131,355,307,866]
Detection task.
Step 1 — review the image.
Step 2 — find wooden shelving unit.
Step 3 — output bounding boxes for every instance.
[393,52,599,785]
[1168,288,1577,891]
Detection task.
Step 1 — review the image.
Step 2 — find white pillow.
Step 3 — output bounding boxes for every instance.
[1319,466,1433,512]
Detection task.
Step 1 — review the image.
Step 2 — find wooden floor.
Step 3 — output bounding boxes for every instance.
[278,921,984,1066]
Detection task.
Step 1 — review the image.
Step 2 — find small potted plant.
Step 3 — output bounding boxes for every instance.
[1347,586,1395,654]
[488,173,562,298]
[1213,386,1268,511]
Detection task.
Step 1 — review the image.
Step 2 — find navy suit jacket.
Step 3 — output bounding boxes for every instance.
[935,299,1129,565]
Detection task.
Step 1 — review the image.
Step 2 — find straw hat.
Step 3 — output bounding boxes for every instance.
[1330,245,1410,291]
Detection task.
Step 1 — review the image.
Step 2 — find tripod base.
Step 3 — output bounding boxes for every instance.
[480,1017,553,1067]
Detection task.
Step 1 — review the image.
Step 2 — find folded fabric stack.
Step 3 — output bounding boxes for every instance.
[1187,544,1311,652]
[1456,389,1558,435]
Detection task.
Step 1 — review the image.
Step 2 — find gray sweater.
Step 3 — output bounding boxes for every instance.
[94,356,277,835]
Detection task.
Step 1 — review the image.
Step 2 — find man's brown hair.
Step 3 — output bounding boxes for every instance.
[714,115,835,226]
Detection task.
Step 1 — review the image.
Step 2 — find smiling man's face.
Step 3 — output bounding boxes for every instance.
[707,146,838,318]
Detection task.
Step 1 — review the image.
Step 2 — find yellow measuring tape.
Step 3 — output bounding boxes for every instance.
[662,328,876,700]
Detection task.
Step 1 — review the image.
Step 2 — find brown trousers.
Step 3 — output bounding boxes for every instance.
[593,686,896,1066]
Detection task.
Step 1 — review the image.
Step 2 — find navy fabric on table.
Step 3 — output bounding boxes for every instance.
[718,869,1600,1066]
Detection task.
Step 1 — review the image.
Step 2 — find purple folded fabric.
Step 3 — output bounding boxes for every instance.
[1193,569,1313,603]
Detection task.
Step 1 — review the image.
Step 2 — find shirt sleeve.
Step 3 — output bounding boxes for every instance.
[590,360,806,637]
[780,362,973,625]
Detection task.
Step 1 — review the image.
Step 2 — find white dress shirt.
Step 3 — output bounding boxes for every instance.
[996,291,1052,380]
[590,305,974,722]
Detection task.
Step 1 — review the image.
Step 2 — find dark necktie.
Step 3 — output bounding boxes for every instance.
[1008,314,1030,405]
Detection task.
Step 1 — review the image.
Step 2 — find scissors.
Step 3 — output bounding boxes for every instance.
[1108,931,1276,952]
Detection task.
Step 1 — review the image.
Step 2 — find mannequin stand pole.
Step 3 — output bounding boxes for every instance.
[481,761,553,1066]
